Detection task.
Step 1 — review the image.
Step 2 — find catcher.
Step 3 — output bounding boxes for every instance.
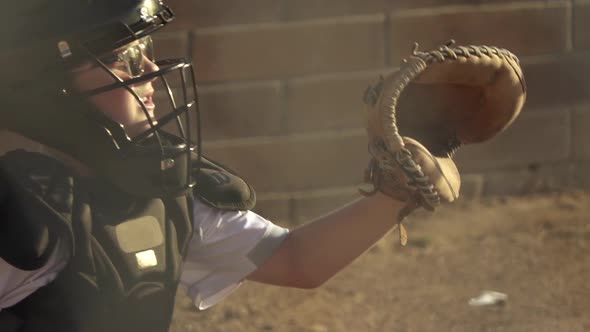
[0,1,525,332]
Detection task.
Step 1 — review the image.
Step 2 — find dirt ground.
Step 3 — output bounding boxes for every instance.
[170,190,590,332]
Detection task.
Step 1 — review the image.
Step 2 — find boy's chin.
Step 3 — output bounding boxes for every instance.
[125,119,160,138]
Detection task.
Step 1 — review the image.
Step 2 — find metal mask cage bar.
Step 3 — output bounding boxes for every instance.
[76,51,201,194]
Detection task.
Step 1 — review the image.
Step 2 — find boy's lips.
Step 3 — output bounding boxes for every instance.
[141,95,155,109]
[135,85,155,110]
[138,87,155,111]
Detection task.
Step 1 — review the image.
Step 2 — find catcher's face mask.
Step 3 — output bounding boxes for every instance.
[73,35,199,143]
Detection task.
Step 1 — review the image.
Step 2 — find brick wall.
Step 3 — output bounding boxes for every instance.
[3,1,588,225]
[152,0,590,224]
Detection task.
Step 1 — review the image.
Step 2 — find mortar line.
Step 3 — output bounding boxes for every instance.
[383,12,392,68]
[565,106,574,163]
[278,79,289,136]
[566,0,574,52]
[195,14,386,34]
[278,0,287,22]
[391,0,569,18]
[203,128,366,148]
[256,185,365,200]
[186,30,194,62]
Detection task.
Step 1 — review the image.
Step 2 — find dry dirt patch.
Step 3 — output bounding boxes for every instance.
[171,191,590,332]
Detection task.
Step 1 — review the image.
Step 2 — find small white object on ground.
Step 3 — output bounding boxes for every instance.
[468,290,508,307]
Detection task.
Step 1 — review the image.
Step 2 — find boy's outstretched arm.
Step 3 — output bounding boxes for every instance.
[247,193,407,289]
[248,138,461,289]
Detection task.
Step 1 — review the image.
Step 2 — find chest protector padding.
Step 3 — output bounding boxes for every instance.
[0,150,256,332]
[0,150,195,332]
[0,152,70,271]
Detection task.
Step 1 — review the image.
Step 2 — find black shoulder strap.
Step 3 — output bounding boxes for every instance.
[0,150,74,270]
[192,156,256,211]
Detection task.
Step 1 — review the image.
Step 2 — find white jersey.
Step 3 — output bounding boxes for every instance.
[0,198,288,311]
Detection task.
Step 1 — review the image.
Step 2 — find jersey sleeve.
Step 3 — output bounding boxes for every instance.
[180,198,289,310]
[0,238,68,311]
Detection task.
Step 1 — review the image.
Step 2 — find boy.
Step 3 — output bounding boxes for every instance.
[0,1,459,331]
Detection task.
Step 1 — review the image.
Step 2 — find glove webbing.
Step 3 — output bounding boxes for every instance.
[363,141,440,209]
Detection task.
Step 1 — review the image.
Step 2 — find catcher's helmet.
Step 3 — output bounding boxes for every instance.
[0,0,201,198]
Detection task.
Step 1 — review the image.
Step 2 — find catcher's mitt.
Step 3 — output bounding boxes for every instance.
[361,40,526,245]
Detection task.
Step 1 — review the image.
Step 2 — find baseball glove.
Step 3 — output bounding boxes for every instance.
[361,40,526,245]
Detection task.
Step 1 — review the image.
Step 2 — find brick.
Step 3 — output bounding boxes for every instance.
[454,110,570,172]
[571,161,590,189]
[291,190,361,224]
[574,2,590,51]
[282,0,388,20]
[152,32,190,59]
[198,82,283,140]
[282,0,534,21]
[458,174,485,200]
[572,104,590,160]
[164,0,281,29]
[152,82,282,140]
[482,163,573,196]
[389,3,569,65]
[193,17,386,82]
[285,72,378,133]
[523,55,590,109]
[203,132,369,192]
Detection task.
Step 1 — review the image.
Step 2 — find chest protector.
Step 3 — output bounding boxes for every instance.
[0,150,256,332]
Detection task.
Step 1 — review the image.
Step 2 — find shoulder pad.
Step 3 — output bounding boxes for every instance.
[0,150,73,270]
[192,156,256,211]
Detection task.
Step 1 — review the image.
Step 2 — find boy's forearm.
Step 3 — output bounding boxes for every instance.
[248,193,407,288]
[287,193,405,286]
